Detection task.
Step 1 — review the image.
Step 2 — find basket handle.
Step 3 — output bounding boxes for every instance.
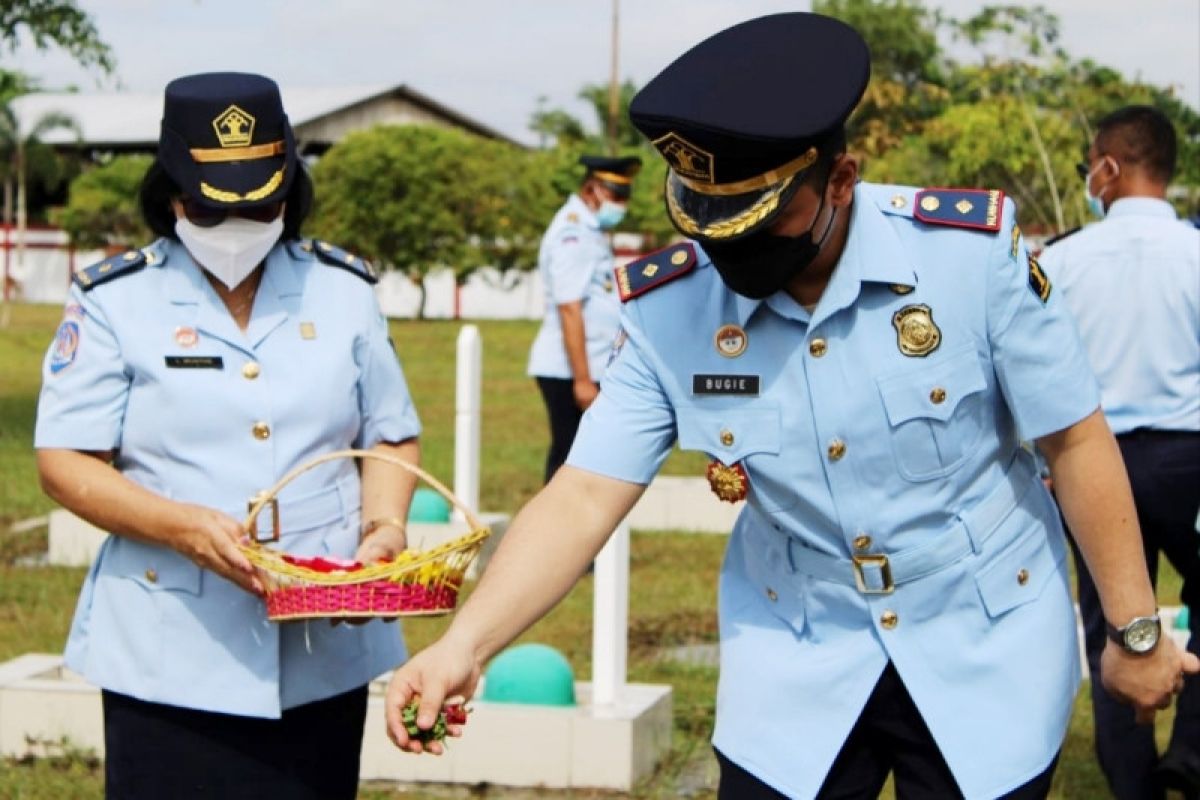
[243,448,483,543]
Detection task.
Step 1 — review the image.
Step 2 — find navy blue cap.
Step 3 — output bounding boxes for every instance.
[158,72,296,209]
[629,13,870,241]
[579,154,642,199]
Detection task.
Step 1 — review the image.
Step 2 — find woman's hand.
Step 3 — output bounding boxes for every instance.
[385,633,481,754]
[355,523,407,564]
[171,504,263,596]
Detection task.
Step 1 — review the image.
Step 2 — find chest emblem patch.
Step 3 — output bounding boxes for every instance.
[707,460,748,503]
[174,326,198,348]
[714,324,748,358]
[892,304,941,357]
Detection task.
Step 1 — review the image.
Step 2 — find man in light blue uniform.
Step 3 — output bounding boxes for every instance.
[387,15,1196,799]
[528,154,640,481]
[1040,105,1200,799]
[36,72,422,798]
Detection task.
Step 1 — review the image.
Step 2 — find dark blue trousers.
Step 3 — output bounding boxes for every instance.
[1070,429,1200,800]
[103,685,368,800]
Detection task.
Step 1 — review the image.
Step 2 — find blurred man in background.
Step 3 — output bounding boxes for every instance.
[1041,104,1200,799]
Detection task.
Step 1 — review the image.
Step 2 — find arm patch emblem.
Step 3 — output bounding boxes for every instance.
[1027,253,1051,303]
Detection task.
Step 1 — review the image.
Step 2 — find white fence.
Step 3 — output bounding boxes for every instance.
[3,226,645,320]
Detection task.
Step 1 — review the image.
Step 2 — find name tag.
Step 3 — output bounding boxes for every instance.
[692,374,760,395]
[165,356,224,369]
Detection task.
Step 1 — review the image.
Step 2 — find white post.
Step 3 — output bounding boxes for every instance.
[453,325,482,518]
[591,519,630,706]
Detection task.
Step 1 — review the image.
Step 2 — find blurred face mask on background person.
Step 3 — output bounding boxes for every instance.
[175,214,284,290]
[1081,155,1118,218]
[595,200,628,230]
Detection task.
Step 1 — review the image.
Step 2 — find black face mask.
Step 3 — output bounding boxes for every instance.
[704,193,839,300]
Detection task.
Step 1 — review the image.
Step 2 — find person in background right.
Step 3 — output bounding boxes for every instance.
[1040,104,1200,800]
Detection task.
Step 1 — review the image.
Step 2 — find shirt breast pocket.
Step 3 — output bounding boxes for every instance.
[677,403,792,512]
[876,345,989,482]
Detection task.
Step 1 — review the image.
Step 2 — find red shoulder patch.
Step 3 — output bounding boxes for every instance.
[615,242,696,302]
[913,188,1004,232]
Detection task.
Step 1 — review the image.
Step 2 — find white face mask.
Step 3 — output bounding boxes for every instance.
[175,214,284,289]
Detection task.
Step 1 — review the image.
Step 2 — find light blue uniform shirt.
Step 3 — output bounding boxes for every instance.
[569,183,1100,798]
[1039,197,1200,434]
[35,237,421,718]
[527,193,622,380]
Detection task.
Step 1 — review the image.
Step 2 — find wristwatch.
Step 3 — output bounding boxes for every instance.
[1106,613,1162,655]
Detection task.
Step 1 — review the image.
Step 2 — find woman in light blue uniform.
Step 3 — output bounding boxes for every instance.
[385,15,1197,800]
[35,73,420,799]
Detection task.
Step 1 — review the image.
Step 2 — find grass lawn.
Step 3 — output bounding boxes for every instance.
[0,303,1190,798]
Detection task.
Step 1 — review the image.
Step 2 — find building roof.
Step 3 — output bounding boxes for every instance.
[10,83,521,149]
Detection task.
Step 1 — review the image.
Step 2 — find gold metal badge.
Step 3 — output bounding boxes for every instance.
[642,263,659,278]
[706,460,748,503]
[671,249,688,266]
[892,304,941,357]
[212,105,255,148]
[955,199,974,215]
[920,195,940,212]
[299,322,317,340]
[890,284,914,296]
[653,132,715,183]
[1011,224,1022,260]
[714,324,748,358]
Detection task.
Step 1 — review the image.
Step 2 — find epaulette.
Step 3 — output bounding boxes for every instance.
[72,249,146,291]
[615,242,696,302]
[1043,226,1081,248]
[307,239,378,284]
[913,188,1004,233]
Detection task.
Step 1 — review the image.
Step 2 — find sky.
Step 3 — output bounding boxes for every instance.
[6,0,1199,145]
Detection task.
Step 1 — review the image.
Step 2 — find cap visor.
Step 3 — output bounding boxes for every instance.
[664,170,802,242]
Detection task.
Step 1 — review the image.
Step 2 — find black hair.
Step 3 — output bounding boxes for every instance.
[806,127,848,188]
[138,159,314,241]
[1095,105,1177,183]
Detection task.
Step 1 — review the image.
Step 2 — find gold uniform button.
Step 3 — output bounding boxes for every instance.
[242,362,261,380]
[252,422,271,440]
[880,610,899,629]
[144,568,158,583]
[853,534,872,551]
[766,587,778,602]
[809,338,828,357]
[930,386,947,404]
[720,429,735,447]
[827,439,847,461]
[1017,568,1030,586]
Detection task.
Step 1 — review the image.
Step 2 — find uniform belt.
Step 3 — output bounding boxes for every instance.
[785,453,1038,595]
[240,473,357,540]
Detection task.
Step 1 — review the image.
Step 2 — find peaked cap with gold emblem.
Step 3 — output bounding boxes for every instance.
[158,72,297,209]
[579,154,643,200]
[629,13,869,243]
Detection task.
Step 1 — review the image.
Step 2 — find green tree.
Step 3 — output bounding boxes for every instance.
[309,125,555,316]
[0,0,114,74]
[51,153,151,249]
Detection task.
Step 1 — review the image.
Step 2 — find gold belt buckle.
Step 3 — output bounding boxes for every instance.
[852,553,894,595]
[247,491,280,544]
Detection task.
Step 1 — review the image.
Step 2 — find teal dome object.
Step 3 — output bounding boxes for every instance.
[482,643,576,706]
[1175,606,1190,630]
[408,488,450,523]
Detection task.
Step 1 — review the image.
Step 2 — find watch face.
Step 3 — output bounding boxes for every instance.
[1125,617,1161,653]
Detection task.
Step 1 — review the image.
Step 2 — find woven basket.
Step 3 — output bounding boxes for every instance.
[240,449,489,622]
